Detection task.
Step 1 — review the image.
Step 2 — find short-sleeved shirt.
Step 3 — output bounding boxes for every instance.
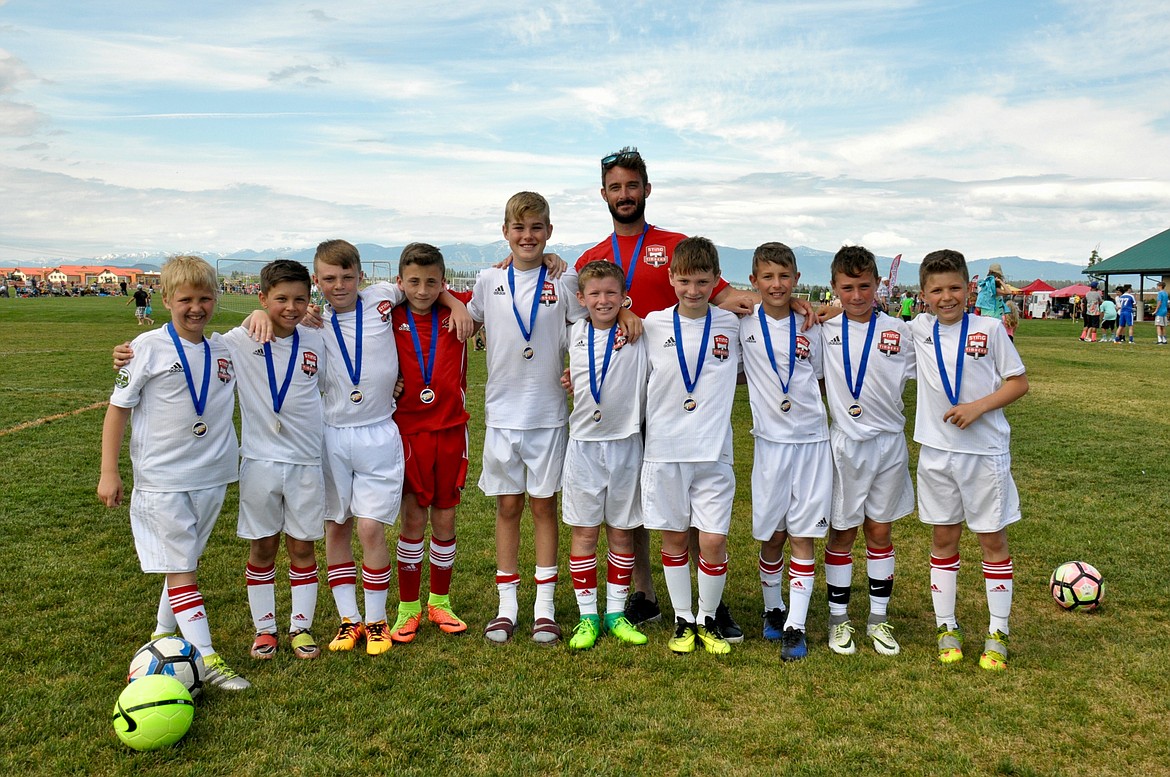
[391,291,472,436]
[1085,290,1102,316]
[1100,300,1117,321]
[821,312,915,440]
[221,325,325,464]
[643,305,741,464]
[567,319,647,441]
[909,313,1026,455]
[564,226,731,320]
[739,306,827,444]
[901,297,914,317]
[133,289,149,307]
[320,282,404,428]
[1119,293,1136,316]
[110,325,238,491]
[468,266,568,430]
[1156,291,1168,317]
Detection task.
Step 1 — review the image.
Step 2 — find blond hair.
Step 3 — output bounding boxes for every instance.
[577,260,626,293]
[504,191,550,226]
[161,255,217,299]
[315,239,362,272]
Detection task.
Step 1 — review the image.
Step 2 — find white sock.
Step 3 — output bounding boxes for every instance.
[245,562,277,634]
[534,565,558,622]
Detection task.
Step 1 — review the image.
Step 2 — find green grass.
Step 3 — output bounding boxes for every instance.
[2,297,1169,776]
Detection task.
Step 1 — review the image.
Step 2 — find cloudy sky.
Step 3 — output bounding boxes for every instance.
[2,1,1169,265]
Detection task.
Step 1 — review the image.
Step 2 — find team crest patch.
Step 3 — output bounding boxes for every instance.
[712,333,730,361]
[614,326,628,350]
[878,330,902,356]
[540,281,558,306]
[795,335,812,361]
[302,351,318,377]
[643,245,668,268]
[217,358,233,384]
[965,332,988,359]
[377,300,393,322]
[114,368,130,389]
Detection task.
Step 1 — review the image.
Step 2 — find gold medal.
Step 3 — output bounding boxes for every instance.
[350,389,364,404]
[420,387,436,404]
[780,398,792,413]
[683,397,697,413]
[848,402,863,418]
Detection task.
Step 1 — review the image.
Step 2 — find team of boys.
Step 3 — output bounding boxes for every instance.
[98,148,1028,691]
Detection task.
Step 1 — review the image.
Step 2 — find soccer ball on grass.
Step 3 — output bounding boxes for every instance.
[1050,561,1103,611]
[127,636,205,697]
[111,674,194,751]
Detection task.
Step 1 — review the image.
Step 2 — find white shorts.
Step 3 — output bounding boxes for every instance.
[478,425,567,498]
[751,438,833,540]
[323,420,404,525]
[830,429,915,530]
[562,435,643,530]
[1156,315,1168,327]
[238,458,326,542]
[129,485,227,574]
[916,445,1021,533]
[641,460,735,535]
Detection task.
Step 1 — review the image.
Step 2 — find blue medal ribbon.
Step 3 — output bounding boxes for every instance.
[507,264,548,343]
[167,322,211,418]
[263,329,299,415]
[673,305,712,395]
[934,313,970,406]
[842,311,878,403]
[330,297,363,387]
[610,223,650,292]
[758,306,796,395]
[587,322,617,407]
[407,305,440,388]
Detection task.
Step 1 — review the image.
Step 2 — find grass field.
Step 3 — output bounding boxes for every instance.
[1,296,1168,776]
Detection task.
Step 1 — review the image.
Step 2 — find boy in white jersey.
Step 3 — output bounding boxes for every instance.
[99,255,250,690]
[910,249,1028,671]
[738,242,831,662]
[563,261,649,650]
[310,239,472,656]
[820,246,915,658]
[468,192,569,644]
[223,260,327,661]
[641,237,741,656]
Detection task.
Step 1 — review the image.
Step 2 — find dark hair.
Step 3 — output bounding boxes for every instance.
[577,260,626,293]
[398,242,445,278]
[671,236,720,277]
[601,146,648,186]
[261,259,311,293]
[831,245,879,284]
[919,249,968,287]
[752,242,797,276]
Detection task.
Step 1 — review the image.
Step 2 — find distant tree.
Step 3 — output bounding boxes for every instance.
[1087,249,1101,267]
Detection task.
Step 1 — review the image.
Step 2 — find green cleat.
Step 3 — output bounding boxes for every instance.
[697,617,731,655]
[289,629,320,660]
[668,617,697,654]
[828,619,857,655]
[605,613,648,645]
[937,623,964,664]
[569,615,601,650]
[979,630,1009,671]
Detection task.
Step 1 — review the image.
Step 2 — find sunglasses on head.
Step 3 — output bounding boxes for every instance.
[601,149,641,167]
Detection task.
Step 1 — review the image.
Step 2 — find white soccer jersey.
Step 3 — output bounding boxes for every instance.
[320,282,403,428]
[643,305,741,464]
[110,325,238,491]
[221,325,326,464]
[821,312,916,441]
[739,306,827,444]
[567,319,647,441]
[468,266,568,430]
[909,313,1026,455]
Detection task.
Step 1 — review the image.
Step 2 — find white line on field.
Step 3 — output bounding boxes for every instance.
[0,401,108,437]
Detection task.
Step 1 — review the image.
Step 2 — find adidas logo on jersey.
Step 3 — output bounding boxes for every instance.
[493,285,507,295]
[744,334,756,343]
[663,336,676,348]
[168,362,184,373]
[573,337,586,347]
[828,335,842,345]
[398,323,411,331]
[253,347,265,356]
[924,336,934,344]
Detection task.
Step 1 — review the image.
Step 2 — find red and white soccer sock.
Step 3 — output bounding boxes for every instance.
[168,583,214,658]
[983,558,1013,634]
[930,554,961,629]
[396,536,425,605]
[696,554,728,624]
[661,549,693,623]
[824,548,853,622]
[866,544,895,622]
[245,562,277,634]
[605,550,634,616]
[327,562,361,622]
[361,564,392,624]
[155,585,178,636]
[495,570,520,622]
[289,563,318,632]
[428,536,457,598]
[570,554,598,618]
[759,553,786,612]
[534,565,558,622]
[786,558,815,631]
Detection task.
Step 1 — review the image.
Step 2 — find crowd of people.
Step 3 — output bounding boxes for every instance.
[97,147,1029,693]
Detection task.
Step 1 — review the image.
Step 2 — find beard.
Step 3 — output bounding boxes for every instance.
[607,196,646,225]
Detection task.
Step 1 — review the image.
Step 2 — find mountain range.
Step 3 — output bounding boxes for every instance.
[48,243,1093,288]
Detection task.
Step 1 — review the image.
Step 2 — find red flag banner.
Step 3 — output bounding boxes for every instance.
[888,254,902,288]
